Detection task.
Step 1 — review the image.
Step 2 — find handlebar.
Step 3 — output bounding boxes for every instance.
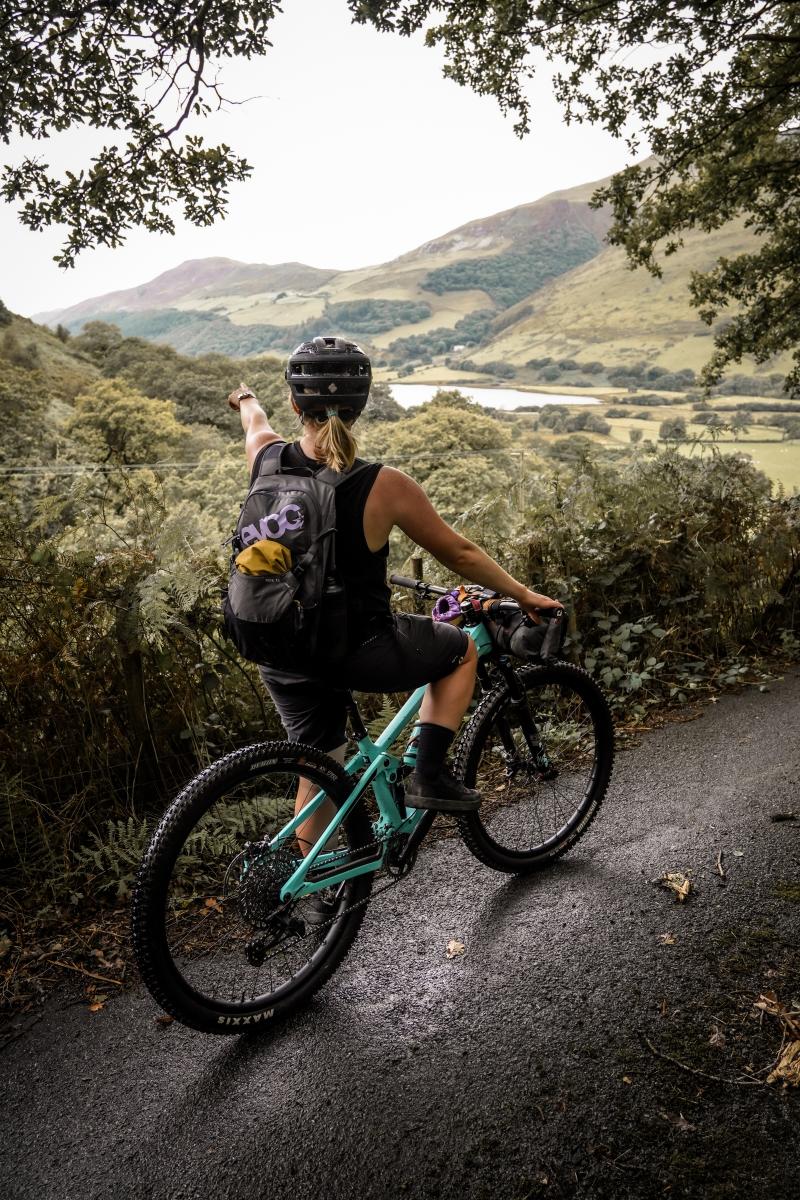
[391,572,566,659]
[390,573,564,623]
[389,573,449,597]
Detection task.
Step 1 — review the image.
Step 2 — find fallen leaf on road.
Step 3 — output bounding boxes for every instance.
[204,897,221,909]
[708,1025,726,1048]
[660,1110,696,1132]
[733,850,744,857]
[767,1040,800,1087]
[155,1014,175,1027]
[753,992,800,1037]
[622,1075,633,1084]
[88,1001,105,1013]
[659,872,692,902]
[446,939,465,959]
[659,933,677,945]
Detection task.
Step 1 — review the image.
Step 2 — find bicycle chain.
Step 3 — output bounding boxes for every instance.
[290,826,414,931]
[243,822,457,965]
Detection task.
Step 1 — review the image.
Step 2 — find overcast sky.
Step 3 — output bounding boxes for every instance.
[2,0,637,317]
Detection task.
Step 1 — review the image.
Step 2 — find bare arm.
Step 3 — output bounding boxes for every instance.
[373,467,561,615]
[227,383,283,473]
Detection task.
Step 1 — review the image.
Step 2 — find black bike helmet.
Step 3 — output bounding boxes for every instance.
[285,336,372,414]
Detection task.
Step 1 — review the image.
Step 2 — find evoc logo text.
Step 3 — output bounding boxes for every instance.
[240,503,304,546]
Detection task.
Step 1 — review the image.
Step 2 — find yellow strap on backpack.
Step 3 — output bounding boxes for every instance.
[235,539,293,576]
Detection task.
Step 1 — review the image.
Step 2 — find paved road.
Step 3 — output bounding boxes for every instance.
[3,675,799,1199]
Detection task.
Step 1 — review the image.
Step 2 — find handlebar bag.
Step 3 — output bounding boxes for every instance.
[489,607,568,662]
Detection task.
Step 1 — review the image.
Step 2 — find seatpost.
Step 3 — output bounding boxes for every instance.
[344,693,369,742]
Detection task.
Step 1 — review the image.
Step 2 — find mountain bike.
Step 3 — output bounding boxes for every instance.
[131,576,614,1033]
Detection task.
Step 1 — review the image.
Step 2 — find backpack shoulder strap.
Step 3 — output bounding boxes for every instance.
[315,461,374,490]
[255,440,289,479]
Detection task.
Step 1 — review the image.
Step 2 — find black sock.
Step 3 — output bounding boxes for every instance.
[415,722,454,781]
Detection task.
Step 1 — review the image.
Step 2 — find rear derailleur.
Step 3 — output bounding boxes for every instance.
[244,907,306,966]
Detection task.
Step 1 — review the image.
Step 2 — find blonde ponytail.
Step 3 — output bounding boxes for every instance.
[312,410,358,473]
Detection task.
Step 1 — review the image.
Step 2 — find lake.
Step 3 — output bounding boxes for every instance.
[389,383,599,410]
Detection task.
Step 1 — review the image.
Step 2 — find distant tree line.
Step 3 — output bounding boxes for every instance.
[386,309,495,366]
[67,298,434,359]
[420,226,600,309]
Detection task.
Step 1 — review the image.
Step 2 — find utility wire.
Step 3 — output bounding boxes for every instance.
[0,448,534,476]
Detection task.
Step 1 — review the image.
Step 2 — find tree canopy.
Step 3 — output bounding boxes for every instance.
[2,2,280,265]
[4,3,800,391]
[350,2,800,393]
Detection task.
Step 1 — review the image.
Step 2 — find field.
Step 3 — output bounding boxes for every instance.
[413,382,800,492]
[549,398,800,491]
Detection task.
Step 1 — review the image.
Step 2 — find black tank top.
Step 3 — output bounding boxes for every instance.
[251,440,392,648]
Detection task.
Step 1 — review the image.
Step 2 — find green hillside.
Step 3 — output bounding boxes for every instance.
[472,220,756,375]
[33,164,793,388]
[38,174,613,360]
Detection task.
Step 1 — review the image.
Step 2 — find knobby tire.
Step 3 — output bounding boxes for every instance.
[131,741,373,1034]
[454,662,614,872]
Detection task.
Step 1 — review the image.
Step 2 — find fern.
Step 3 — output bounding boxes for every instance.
[74,815,151,900]
[367,695,398,740]
[73,796,297,901]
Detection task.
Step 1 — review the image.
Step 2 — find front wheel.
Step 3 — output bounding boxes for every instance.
[454,663,614,873]
[131,741,373,1033]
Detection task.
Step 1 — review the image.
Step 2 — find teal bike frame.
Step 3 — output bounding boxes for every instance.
[274,620,495,903]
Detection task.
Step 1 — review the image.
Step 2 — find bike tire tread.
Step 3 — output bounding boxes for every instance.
[131,740,372,1033]
[453,662,614,874]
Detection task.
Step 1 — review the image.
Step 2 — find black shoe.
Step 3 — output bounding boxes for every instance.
[302,887,338,928]
[404,766,481,812]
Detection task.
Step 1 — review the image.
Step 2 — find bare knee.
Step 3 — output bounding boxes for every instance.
[460,636,478,670]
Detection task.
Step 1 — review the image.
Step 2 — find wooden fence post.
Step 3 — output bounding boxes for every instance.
[411,555,424,613]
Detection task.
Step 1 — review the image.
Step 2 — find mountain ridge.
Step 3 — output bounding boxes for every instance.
[35,257,340,325]
[36,171,614,334]
[34,164,770,380]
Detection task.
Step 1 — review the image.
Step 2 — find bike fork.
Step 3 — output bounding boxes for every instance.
[496,662,555,776]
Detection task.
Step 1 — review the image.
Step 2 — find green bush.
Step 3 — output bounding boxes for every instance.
[460,359,516,379]
[659,416,688,440]
[567,411,611,435]
[0,480,281,897]
[456,451,799,715]
[387,309,495,364]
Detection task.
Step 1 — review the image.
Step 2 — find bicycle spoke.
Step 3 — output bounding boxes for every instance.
[459,666,613,866]
[154,762,361,1011]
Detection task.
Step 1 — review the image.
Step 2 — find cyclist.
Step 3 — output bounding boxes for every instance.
[228,337,561,846]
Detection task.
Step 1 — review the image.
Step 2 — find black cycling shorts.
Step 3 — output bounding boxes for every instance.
[258,613,469,752]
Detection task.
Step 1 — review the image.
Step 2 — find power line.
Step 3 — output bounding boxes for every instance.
[0,461,203,476]
[0,448,532,477]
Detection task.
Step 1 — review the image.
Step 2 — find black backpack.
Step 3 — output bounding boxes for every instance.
[222,442,368,671]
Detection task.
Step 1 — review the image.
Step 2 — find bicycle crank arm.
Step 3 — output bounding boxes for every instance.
[398,809,436,866]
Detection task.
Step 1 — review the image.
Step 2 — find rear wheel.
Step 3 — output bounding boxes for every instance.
[131,742,373,1033]
[454,663,614,872]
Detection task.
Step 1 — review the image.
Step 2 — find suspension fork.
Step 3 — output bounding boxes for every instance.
[494,659,543,758]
